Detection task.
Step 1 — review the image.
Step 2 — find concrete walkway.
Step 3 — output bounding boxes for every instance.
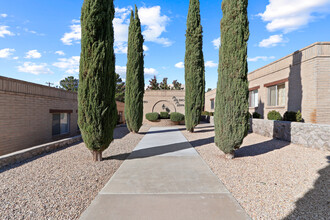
[80,127,250,220]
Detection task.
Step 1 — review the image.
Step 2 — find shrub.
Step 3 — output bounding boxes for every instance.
[252,112,261,119]
[267,110,282,121]
[248,112,252,118]
[209,112,214,116]
[283,111,297,121]
[160,112,169,119]
[201,111,209,116]
[146,112,159,121]
[296,110,303,122]
[170,112,185,122]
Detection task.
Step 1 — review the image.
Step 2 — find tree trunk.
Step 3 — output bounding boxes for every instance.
[92,151,103,162]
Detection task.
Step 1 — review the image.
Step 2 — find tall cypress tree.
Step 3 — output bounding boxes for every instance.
[78,0,117,161]
[184,0,204,132]
[125,6,145,133]
[214,0,249,157]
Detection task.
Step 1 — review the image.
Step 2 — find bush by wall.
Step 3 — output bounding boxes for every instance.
[296,110,303,122]
[252,112,261,119]
[146,113,159,121]
[283,111,297,121]
[267,110,282,121]
[201,111,209,116]
[209,112,214,116]
[170,112,185,122]
[160,112,170,119]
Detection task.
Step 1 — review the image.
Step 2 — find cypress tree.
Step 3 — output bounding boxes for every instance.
[125,6,145,133]
[214,0,249,157]
[184,0,204,132]
[78,0,117,161]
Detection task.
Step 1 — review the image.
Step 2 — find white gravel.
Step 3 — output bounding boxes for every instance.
[0,125,150,220]
[181,123,329,220]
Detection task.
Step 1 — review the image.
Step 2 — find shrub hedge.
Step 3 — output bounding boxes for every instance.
[267,110,282,121]
[170,112,185,122]
[160,112,170,119]
[283,111,297,121]
[296,110,303,122]
[201,111,209,116]
[252,112,261,119]
[146,112,159,121]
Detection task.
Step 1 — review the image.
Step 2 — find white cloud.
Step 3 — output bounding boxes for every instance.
[55,51,65,56]
[144,67,158,75]
[259,0,330,33]
[0,48,15,58]
[143,45,149,52]
[259,34,285,48]
[175,62,184,69]
[205,61,218,68]
[61,20,81,45]
[18,62,52,75]
[25,50,42,59]
[0,26,14,38]
[113,6,172,54]
[1,14,8,18]
[248,56,275,62]
[53,56,80,74]
[212,37,221,49]
[139,6,172,46]
[115,65,158,76]
[13,56,19,60]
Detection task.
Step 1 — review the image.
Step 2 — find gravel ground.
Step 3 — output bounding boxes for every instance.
[181,123,329,220]
[0,124,150,220]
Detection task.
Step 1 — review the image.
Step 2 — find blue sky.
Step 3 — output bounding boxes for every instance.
[0,0,330,89]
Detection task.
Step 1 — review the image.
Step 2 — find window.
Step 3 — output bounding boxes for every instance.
[249,90,258,107]
[210,99,215,110]
[118,111,123,123]
[268,84,285,106]
[52,113,70,136]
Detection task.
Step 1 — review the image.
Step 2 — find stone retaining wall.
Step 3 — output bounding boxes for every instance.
[0,135,82,169]
[250,119,329,151]
[144,119,184,127]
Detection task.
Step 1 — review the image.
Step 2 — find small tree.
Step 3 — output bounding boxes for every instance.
[160,77,170,90]
[147,75,160,90]
[78,0,117,161]
[115,73,125,102]
[184,0,204,132]
[214,0,249,158]
[125,6,145,133]
[172,80,183,90]
[60,76,79,92]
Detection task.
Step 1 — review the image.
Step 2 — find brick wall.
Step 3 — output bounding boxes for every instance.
[0,76,79,156]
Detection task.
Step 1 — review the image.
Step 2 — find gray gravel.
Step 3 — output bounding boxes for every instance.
[181,123,329,220]
[0,125,150,220]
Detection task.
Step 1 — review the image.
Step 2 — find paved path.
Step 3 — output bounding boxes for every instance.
[80,127,250,220]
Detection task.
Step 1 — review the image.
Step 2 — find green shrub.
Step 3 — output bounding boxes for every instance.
[209,112,214,116]
[283,111,297,121]
[160,112,169,119]
[201,111,209,116]
[248,112,252,118]
[267,110,282,121]
[296,110,303,122]
[146,113,159,121]
[170,112,185,122]
[252,112,261,119]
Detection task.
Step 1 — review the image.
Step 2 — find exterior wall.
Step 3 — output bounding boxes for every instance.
[116,101,125,123]
[204,89,216,113]
[204,42,330,124]
[143,90,185,121]
[0,76,79,156]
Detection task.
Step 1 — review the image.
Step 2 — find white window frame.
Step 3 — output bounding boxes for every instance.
[249,90,258,107]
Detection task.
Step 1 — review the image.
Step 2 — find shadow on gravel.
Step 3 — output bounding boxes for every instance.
[193,129,215,133]
[139,128,186,135]
[113,125,130,139]
[235,139,290,158]
[282,156,330,220]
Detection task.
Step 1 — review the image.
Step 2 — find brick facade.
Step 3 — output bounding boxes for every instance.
[204,42,330,124]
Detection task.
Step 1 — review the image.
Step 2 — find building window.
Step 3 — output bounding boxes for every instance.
[52,113,70,136]
[118,111,123,123]
[249,90,258,107]
[210,99,215,110]
[268,84,285,106]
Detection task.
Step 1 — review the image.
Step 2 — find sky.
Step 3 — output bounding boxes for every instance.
[0,0,330,89]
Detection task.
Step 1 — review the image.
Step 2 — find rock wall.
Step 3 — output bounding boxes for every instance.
[250,119,330,151]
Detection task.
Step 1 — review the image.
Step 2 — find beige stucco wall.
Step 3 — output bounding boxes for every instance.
[204,89,216,113]
[143,90,185,121]
[204,42,330,124]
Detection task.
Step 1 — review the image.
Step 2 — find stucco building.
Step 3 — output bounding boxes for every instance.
[204,42,330,124]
